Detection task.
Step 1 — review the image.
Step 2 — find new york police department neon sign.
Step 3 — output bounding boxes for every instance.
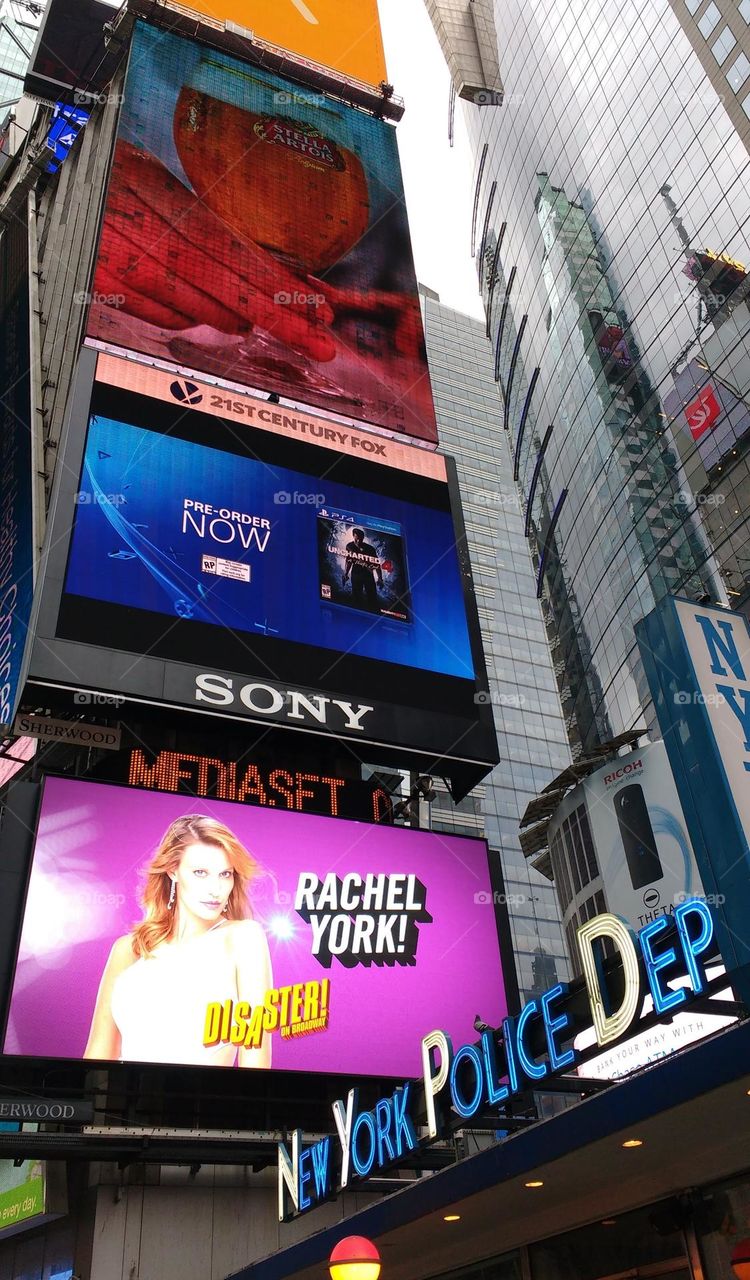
[278,899,717,1220]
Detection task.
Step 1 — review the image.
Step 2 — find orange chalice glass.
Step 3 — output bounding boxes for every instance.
[173,88,370,274]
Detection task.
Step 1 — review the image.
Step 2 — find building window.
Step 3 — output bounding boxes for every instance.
[698,2,721,35]
[712,25,737,62]
[685,0,701,10]
[727,50,750,88]
[740,0,750,23]
[743,90,750,116]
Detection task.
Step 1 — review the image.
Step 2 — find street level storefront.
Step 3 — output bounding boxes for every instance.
[228,1018,750,1280]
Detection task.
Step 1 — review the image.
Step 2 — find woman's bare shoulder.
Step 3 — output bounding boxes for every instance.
[224,919,267,949]
[106,934,137,972]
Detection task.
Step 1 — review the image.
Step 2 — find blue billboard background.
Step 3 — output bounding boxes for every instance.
[0,217,35,729]
[64,415,474,678]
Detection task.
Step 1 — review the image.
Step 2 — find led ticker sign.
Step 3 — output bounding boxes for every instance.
[126,749,393,823]
[86,23,437,444]
[278,900,719,1218]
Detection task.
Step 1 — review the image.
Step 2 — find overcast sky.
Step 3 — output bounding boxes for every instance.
[377,0,484,320]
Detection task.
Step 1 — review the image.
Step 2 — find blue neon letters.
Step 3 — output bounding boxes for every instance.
[278,904,717,1219]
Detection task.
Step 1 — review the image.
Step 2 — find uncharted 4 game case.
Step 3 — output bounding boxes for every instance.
[316,507,411,623]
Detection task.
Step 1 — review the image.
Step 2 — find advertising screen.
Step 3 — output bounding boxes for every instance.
[0,1160,44,1238]
[60,386,471,679]
[23,0,116,101]
[0,212,36,731]
[26,359,496,788]
[3,777,509,1077]
[173,0,387,87]
[580,742,704,931]
[86,22,436,444]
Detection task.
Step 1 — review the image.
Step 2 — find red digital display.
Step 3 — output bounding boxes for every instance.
[126,749,393,824]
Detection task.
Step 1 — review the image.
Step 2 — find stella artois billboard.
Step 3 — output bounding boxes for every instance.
[85,22,437,445]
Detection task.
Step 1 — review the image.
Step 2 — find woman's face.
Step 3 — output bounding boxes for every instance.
[172,841,235,925]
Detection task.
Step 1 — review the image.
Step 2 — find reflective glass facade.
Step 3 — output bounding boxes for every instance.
[427,0,750,756]
[0,0,39,111]
[420,288,570,998]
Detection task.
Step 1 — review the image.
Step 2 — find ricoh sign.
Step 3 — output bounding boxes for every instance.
[636,598,750,1002]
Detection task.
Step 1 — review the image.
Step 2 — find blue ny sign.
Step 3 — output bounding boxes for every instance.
[637,597,750,1002]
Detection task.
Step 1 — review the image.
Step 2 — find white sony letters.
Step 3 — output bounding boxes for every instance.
[194,674,374,731]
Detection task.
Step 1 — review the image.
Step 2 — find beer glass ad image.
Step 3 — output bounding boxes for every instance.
[86,22,437,443]
[2,777,509,1077]
[317,508,410,622]
[59,397,472,679]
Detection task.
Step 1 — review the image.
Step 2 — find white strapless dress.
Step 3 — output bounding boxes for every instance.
[111,926,239,1065]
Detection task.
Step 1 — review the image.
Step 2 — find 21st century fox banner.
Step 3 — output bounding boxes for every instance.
[3,779,507,1076]
[86,22,437,444]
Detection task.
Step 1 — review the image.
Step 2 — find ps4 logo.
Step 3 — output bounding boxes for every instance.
[194,674,374,732]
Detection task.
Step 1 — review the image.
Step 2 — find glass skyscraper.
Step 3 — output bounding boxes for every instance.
[0,0,41,111]
[425,0,750,759]
[419,286,571,999]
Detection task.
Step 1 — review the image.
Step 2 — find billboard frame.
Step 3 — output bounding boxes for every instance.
[82,21,428,442]
[22,348,498,797]
[0,774,515,1090]
[24,0,403,120]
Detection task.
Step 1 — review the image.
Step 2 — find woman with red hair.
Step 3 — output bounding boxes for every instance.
[84,815,272,1068]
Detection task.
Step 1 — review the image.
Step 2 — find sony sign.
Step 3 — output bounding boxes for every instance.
[194,674,374,733]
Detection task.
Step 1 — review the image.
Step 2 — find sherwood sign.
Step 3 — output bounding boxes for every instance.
[13,713,121,750]
[278,900,718,1220]
[0,1098,93,1123]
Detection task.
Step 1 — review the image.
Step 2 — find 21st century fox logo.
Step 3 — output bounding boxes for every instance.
[170,379,203,406]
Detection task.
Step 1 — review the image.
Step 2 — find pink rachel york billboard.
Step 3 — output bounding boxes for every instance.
[3,778,508,1077]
